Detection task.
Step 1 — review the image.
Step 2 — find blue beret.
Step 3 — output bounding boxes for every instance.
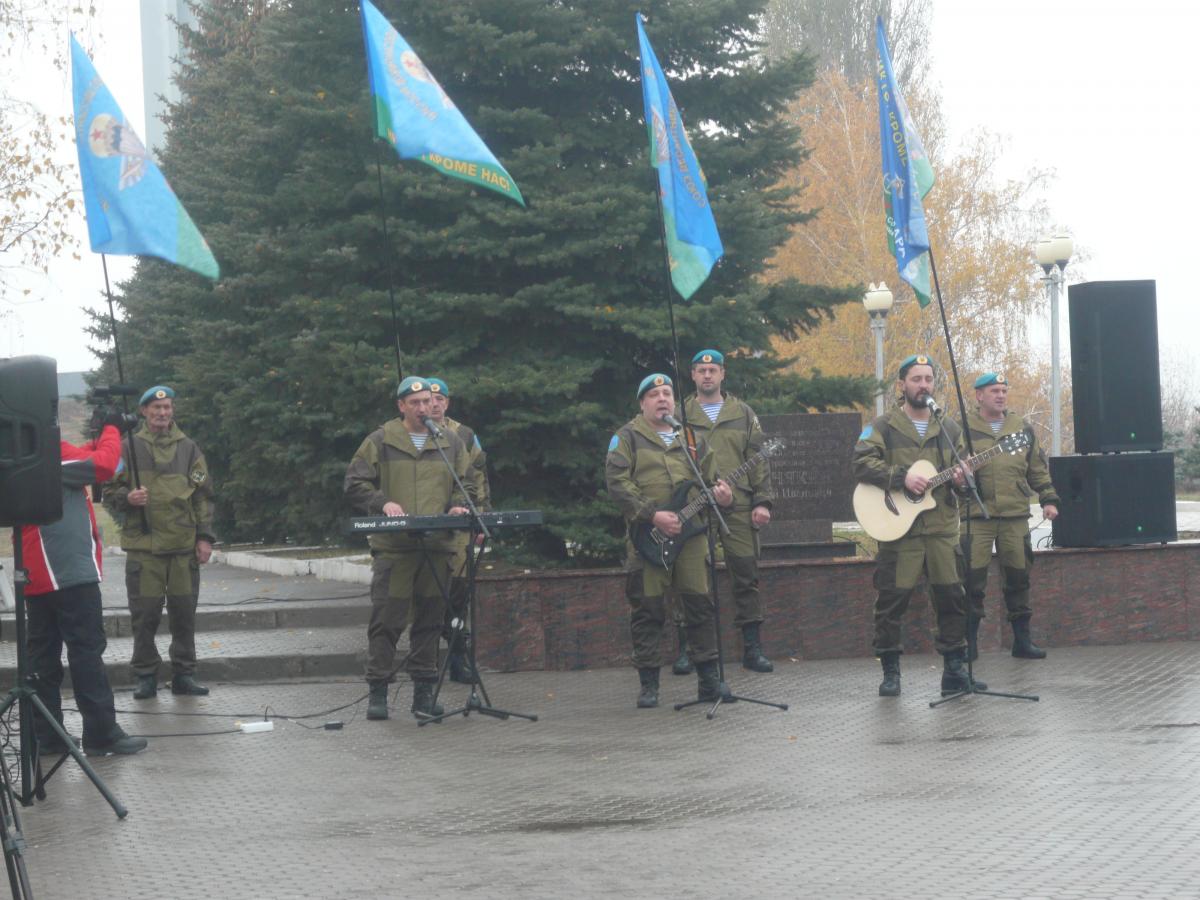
[427,378,450,397]
[898,354,934,377]
[691,349,724,366]
[974,372,1008,389]
[637,373,673,399]
[139,385,175,406]
[396,376,432,399]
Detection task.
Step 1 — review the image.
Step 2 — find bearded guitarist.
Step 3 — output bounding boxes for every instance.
[605,373,733,709]
[852,354,985,698]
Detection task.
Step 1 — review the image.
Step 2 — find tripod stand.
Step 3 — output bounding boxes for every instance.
[417,426,536,727]
[667,432,788,720]
[0,539,127,817]
[0,738,33,900]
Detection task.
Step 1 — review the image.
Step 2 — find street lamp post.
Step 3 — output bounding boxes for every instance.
[863,282,895,417]
[1036,234,1074,457]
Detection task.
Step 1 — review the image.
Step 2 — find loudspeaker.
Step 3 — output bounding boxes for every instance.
[1068,279,1162,453]
[1050,453,1176,547]
[0,356,62,526]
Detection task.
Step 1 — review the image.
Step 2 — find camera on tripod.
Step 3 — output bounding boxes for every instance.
[85,385,141,439]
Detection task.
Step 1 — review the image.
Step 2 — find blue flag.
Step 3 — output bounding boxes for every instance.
[875,17,934,306]
[70,35,219,279]
[360,0,524,205]
[637,15,723,300]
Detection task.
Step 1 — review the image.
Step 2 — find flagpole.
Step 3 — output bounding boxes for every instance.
[925,250,974,456]
[651,190,690,437]
[372,140,405,383]
[100,254,148,532]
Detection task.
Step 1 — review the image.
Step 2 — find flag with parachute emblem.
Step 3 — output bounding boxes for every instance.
[636,15,723,300]
[360,0,524,205]
[70,34,219,279]
[875,17,933,306]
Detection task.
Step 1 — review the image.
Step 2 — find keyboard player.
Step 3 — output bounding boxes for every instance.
[344,376,478,721]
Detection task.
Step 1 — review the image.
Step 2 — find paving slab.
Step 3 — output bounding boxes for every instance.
[11,641,1200,899]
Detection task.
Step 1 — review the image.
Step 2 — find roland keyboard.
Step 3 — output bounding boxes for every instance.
[345,510,544,534]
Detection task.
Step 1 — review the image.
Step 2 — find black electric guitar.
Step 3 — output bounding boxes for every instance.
[633,438,785,569]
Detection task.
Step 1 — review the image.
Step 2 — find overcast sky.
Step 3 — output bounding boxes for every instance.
[5,1,1200,391]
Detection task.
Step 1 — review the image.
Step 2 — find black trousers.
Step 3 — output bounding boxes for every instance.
[26,582,119,748]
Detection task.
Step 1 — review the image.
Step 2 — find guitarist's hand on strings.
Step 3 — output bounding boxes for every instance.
[950,461,972,488]
[653,510,683,536]
[903,469,930,495]
[712,480,733,508]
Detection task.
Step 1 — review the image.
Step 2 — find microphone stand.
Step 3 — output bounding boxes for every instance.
[665,419,788,720]
[418,418,536,726]
[927,404,1038,707]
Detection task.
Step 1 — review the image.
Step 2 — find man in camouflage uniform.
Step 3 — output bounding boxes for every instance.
[852,355,984,697]
[106,385,215,699]
[344,376,476,721]
[958,373,1059,660]
[605,373,733,708]
[427,377,490,683]
[679,349,775,673]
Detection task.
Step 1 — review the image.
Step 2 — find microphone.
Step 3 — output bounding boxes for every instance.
[662,414,684,431]
[922,395,942,416]
[421,416,443,437]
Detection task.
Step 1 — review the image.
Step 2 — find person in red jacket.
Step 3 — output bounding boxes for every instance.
[17,419,147,757]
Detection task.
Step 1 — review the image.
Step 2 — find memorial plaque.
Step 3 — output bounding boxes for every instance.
[759,412,860,523]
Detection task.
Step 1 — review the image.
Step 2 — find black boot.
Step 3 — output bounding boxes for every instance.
[878,651,901,697]
[741,623,774,673]
[1011,616,1047,659]
[171,674,209,696]
[671,626,694,675]
[83,727,147,758]
[411,681,445,721]
[367,681,389,720]
[636,667,660,708]
[132,674,157,699]
[447,631,479,684]
[941,649,988,696]
[966,617,981,663]
[695,660,721,702]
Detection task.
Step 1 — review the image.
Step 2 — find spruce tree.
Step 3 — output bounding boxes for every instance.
[102,0,870,561]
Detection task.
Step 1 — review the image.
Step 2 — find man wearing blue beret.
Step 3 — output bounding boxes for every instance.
[852,355,984,697]
[957,373,1059,660]
[605,374,734,708]
[344,376,477,721]
[679,349,776,674]
[105,384,215,699]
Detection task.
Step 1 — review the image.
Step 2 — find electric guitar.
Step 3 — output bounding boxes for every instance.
[852,432,1031,542]
[633,438,785,569]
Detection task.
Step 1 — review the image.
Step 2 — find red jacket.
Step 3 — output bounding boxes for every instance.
[18,426,122,596]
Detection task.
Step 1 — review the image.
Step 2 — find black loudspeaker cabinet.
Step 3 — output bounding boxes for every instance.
[0,355,62,526]
[1050,453,1176,547]
[1068,279,1162,453]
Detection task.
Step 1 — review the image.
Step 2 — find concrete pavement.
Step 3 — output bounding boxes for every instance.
[13,641,1200,899]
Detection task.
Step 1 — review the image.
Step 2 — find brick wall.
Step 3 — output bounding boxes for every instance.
[472,543,1200,672]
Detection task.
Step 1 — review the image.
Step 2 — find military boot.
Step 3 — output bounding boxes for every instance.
[636,667,660,708]
[447,631,479,684]
[741,622,774,673]
[367,681,389,720]
[671,625,694,675]
[966,616,982,663]
[695,660,722,702]
[410,681,445,721]
[941,650,988,696]
[878,651,901,697]
[83,727,147,758]
[1011,616,1047,659]
[171,674,209,696]
[132,674,157,700]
